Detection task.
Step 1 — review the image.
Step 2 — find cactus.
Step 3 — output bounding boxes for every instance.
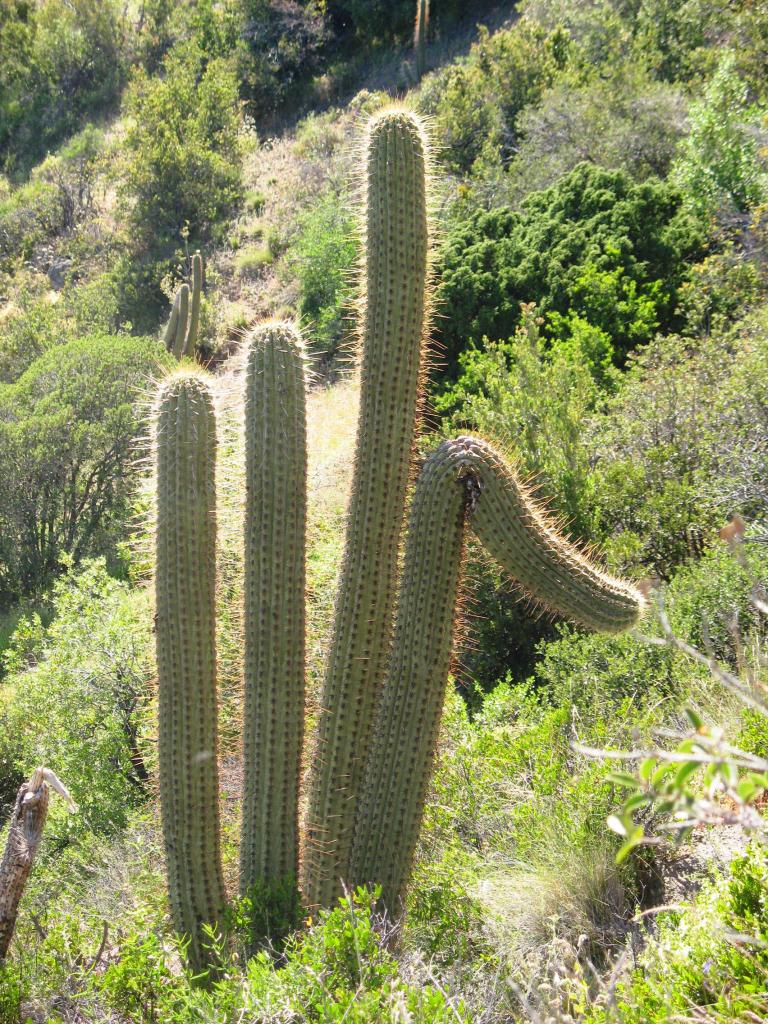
[162,292,181,352]
[302,110,431,910]
[163,252,204,359]
[415,0,429,80]
[240,322,307,927]
[150,109,644,953]
[350,437,644,910]
[153,369,226,973]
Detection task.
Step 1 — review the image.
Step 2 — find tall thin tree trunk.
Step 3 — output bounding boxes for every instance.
[0,771,49,960]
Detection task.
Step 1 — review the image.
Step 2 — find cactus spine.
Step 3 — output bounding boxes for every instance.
[163,252,204,359]
[303,110,431,910]
[351,436,644,909]
[154,370,226,972]
[240,323,307,917]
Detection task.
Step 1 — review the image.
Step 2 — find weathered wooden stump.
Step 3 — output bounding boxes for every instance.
[0,770,49,960]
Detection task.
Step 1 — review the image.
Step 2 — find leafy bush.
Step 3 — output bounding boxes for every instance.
[672,54,768,219]
[420,23,571,176]
[434,162,706,377]
[286,186,357,361]
[588,319,768,575]
[0,124,103,274]
[509,67,687,193]
[0,333,172,602]
[119,41,243,323]
[0,0,125,175]
[2,560,153,843]
[586,844,768,1022]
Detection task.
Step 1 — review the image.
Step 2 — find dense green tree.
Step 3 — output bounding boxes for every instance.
[434,162,706,377]
[0,335,172,603]
[0,0,125,175]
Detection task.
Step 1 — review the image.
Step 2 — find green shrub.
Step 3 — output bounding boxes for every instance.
[420,23,570,176]
[119,41,243,324]
[434,162,706,378]
[287,186,357,361]
[672,54,768,218]
[509,67,687,193]
[586,844,768,1021]
[588,320,768,575]
[2,560,153,845]
[0,333,173,602]
[0,0,125,175]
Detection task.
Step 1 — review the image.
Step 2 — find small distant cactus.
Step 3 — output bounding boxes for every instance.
[162,252,203,359]
[415,0,430,80]
[150,109,644,964]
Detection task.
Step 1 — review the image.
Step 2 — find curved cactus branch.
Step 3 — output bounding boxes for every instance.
[351,436,644,910]
[154,370,226,972]
[240,322,307,929]
[303,110,432,909]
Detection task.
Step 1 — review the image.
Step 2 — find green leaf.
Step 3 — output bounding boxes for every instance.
[609,772,641,790]
[639,757,657,782]
[607,814,628,837]
[675,761,700,788]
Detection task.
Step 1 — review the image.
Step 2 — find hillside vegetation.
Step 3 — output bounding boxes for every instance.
[1,0,768,1021]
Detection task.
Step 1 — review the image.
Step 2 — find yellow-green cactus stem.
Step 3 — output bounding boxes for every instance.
[154,369,226,972]
[303,109,431,909]
[172,283,190,360]
[163,292,180,352]
[182,252,203,358]
[352,436,644,910]
[240,322,306,932]
[415,0,429,79]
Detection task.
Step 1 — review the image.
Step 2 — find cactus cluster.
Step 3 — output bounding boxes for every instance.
[162,251,203,359]
[151,109,644,971]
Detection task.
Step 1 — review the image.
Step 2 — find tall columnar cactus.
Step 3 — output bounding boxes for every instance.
[303,110,431,910]
[240,322,307,920]
[415,0,429,80]
[162,252,204,359]
[154,369,226,972]
[151,108,644,954]
[350,436,644,909]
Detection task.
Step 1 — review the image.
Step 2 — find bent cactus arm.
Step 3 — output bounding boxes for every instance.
[352,436,644,910]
